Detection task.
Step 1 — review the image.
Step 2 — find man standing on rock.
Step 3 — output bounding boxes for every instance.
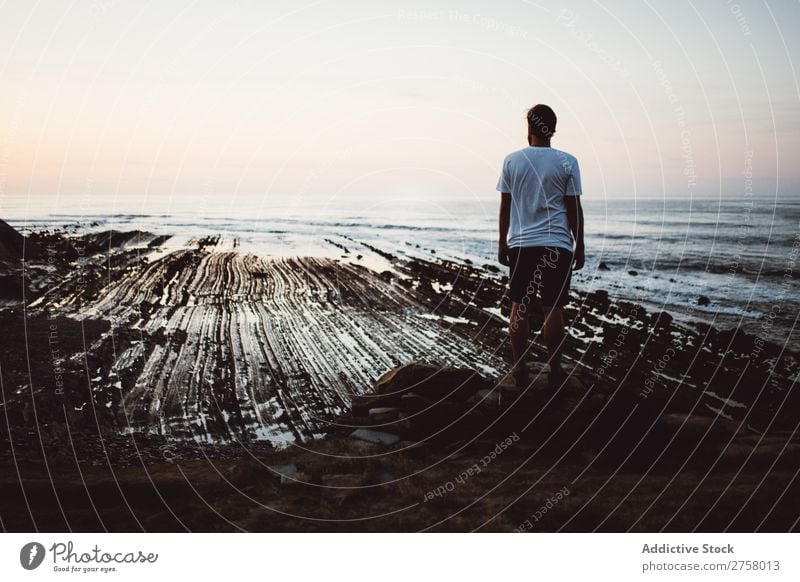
[496,104,584,387]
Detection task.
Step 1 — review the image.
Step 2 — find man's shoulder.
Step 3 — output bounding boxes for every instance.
[548,148,580,176]
[503,147,530,163]
[503,147,545,168]
[504,147,579,171]
[550,147,579,164]
[504,147,578,160]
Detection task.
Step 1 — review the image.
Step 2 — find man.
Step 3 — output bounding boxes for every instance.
[496,104,584,388]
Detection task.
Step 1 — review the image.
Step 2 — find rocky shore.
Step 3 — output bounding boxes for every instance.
[2,362,798,532]
[0,221,798,531]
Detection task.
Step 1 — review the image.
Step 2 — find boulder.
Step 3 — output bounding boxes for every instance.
[368,407,401,423]
[0,218,42,261]
[621,412,746,471]
[0,275,24,301]
[655,413,742,445]
[374,362,488,402]
[469,388,501,409]
[651,311,673,328]
[399,392,430,413]
[351,392,401,416]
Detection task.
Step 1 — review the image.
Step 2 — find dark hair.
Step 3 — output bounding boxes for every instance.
[527,104,557,139]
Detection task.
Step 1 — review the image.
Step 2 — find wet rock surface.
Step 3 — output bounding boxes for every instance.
[1,224,798,532]
[1,228,511,449]
[2,224,797,448]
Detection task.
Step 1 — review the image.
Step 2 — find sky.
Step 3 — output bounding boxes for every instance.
[0,0,798,210]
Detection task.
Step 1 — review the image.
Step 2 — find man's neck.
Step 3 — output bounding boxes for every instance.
[527,135,551,147]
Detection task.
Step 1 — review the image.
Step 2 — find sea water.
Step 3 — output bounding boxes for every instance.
[2,193,798,352]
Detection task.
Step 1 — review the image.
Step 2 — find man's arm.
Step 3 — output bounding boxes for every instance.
[498,192,511,266]
[565,195,585,270]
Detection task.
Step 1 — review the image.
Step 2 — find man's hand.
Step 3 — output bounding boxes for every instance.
[565,196,584,271]
[498,193,511,266]
[498,242,511,266]
[573,245,585,271]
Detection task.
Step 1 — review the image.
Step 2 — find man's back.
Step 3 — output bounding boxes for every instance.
[497,103,584,388]
[496,146,582,252]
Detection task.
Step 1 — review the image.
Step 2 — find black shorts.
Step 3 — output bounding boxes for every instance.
[508,246,573,307]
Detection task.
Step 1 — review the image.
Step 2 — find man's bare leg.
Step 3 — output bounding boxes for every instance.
[509,301,530,382]
[542,306,566,383]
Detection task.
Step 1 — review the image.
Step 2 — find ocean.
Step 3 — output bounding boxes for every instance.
[3,194,799,352]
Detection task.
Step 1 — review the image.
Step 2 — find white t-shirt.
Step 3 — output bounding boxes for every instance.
[496,146,582,252]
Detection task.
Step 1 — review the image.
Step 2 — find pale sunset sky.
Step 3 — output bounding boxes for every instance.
[0,0,798,209]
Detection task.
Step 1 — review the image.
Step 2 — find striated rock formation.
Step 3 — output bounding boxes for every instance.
[1,226,797,462]
[2,232,507,447]
[0,224,798,532]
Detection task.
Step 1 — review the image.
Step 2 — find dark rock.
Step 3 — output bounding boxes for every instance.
[651,311,673,328]
[368,407,401,423]
[230,457,296,485]
[0,275,24,300]
[468,388,501,409]
[399,392,431,413]
[416,280,434,295]
[0,220,45,299]
[628,270,638,276]
[350,428,400,445]
[281,471,311,486]
[410,400,466,430]
[0,218,43,260]
[321,473,364,488]
[374,362,488,402]
[620,412,745,471]
[698,295,711,306]
[737,441,800,471]
[269,464,299,479]
[717,328,755,354]
[598,261,610,270]
[587,289,610,308]
[351,393,401,416]
[655,413,741,443]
